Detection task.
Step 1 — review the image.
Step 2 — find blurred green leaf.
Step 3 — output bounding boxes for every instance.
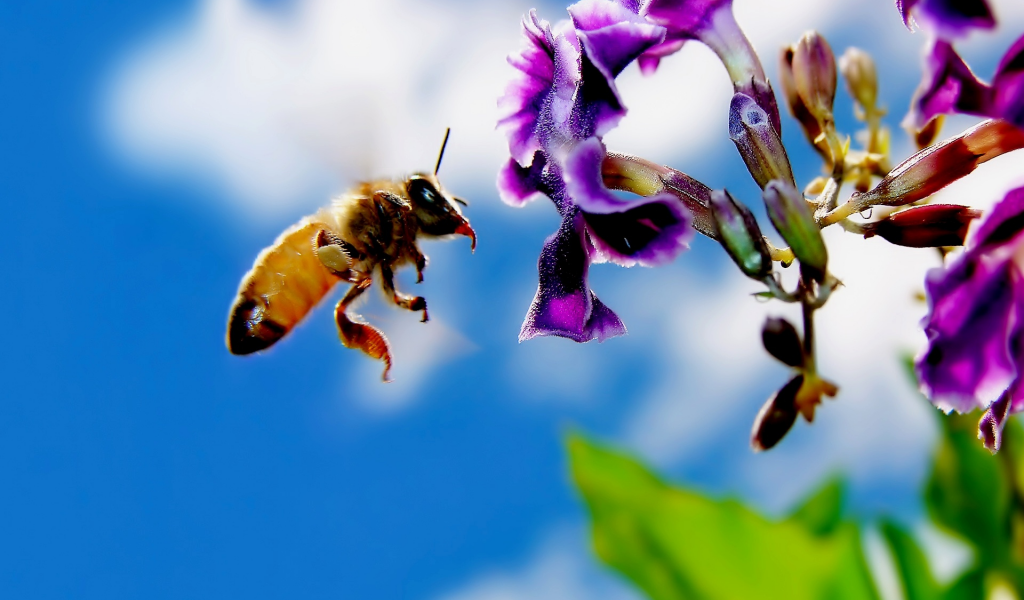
[940,568,985,600]
[568,434,880,600]
[789,477,846,536]
[925,411,1012,566]
[879,519,941,600]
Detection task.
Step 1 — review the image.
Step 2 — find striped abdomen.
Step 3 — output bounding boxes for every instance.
[226,218,342,354]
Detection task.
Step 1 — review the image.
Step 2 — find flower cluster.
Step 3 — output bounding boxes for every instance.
[498,0,1024,452]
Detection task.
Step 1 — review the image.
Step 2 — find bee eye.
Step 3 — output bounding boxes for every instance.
[408,178,440,205]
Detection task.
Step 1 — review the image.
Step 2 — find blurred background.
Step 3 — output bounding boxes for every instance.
[2,0,1024,597]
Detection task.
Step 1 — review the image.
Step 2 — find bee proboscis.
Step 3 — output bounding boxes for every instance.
[226,130,475,381]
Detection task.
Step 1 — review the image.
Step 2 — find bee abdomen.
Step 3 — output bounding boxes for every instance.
[226,219,342,355]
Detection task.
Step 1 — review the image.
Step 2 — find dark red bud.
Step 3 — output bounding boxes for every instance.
[762,317,804,368]
[863,204,981,247]
[752,374,804,452]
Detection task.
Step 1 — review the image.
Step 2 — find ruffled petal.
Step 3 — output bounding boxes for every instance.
[918,257,1018,412]
[900,0,995,40]
[904,39,991,131]
[497,154,548,207]
[569,0,666,79]
[970,186,1024,248]
[562,137,692,267]
[498,11,556,167]
[992,34,1024,129]
[642,0,732,40]
[519,212,626,343]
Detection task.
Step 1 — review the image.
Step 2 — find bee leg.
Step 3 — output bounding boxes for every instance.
[335,279,394,382]
[414,252,427,284]
[380,265,428,322]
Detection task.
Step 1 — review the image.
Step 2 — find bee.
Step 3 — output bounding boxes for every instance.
[226,129,476,381]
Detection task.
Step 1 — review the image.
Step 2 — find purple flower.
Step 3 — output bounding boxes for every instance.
[917,186,1024,452]
[896,0,995,40]
[498,0,693,343]
[905,34,1024,131]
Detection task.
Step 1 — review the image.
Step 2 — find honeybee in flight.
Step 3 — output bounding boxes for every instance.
[226,129,476,381]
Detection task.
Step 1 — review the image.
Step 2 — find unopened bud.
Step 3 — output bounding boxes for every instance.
[863,204,980,247]
[839,47,877,113]
[709,189,772,279]
[792,31,837,123]
[763,180,828,281]
[729,93,796,189]
[762,317,804,368]
[858,120,1024,207]
[780,46,830,161]
[752,374,803,452]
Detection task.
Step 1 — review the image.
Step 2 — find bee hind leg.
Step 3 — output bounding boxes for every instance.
[335,279,394,382]
[380,265,428,322]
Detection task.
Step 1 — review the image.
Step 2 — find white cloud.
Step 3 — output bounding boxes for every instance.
[433,527,639,600]
[104,0,525,217]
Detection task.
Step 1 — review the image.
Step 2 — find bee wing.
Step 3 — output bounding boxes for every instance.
[226,218,343,354]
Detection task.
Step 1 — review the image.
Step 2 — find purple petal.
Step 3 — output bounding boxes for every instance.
[915,193,1024,413]
[636,39,687,75]
[497,154,548,207]
[905,39,991,131]
[565,0,666,139]
[562,137,692,267]
[569,0,666,78]
[643,0,732,40]
[498,12,556,167]
[901,0,995,40]
[519,213,627,343]
[992,34,1024,129]
[970,186,1024,248]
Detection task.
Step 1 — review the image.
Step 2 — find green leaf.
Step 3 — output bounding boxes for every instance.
[878,519,941,600]
[925,411,1012,566]
[788,477,846,536]
[940,568,985,600]
[568,434,880,600]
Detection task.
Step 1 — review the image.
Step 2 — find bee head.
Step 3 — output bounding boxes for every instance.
[405,173,476,251]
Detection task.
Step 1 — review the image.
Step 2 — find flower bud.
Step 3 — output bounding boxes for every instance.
[780,46,830,162]
[863,204,981,247]
[761,317,804,368]
[858,119,1024,207]
[751,374,803,452]
[709,189,772,279]
[791,31,837,123]
[729,93,796,189]
[763,180,828,281]
[839,47,877,113]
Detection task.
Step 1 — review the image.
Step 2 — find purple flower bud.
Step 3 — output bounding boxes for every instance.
[729,94,795,190]
[780,45,829,162]
[858,119,1024,208]
[839,47,878,113]
[862,204,980,247]
[791,31,837,124]
[979,393,1011,453]
[709,189,772,279]
[762,317,804,368]
[751,374,803,452]
[763,180,828,281]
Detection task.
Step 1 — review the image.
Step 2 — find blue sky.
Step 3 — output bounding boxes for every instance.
[2,0,1024,598]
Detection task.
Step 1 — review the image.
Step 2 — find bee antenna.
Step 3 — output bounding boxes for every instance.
[434,127,451,175]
